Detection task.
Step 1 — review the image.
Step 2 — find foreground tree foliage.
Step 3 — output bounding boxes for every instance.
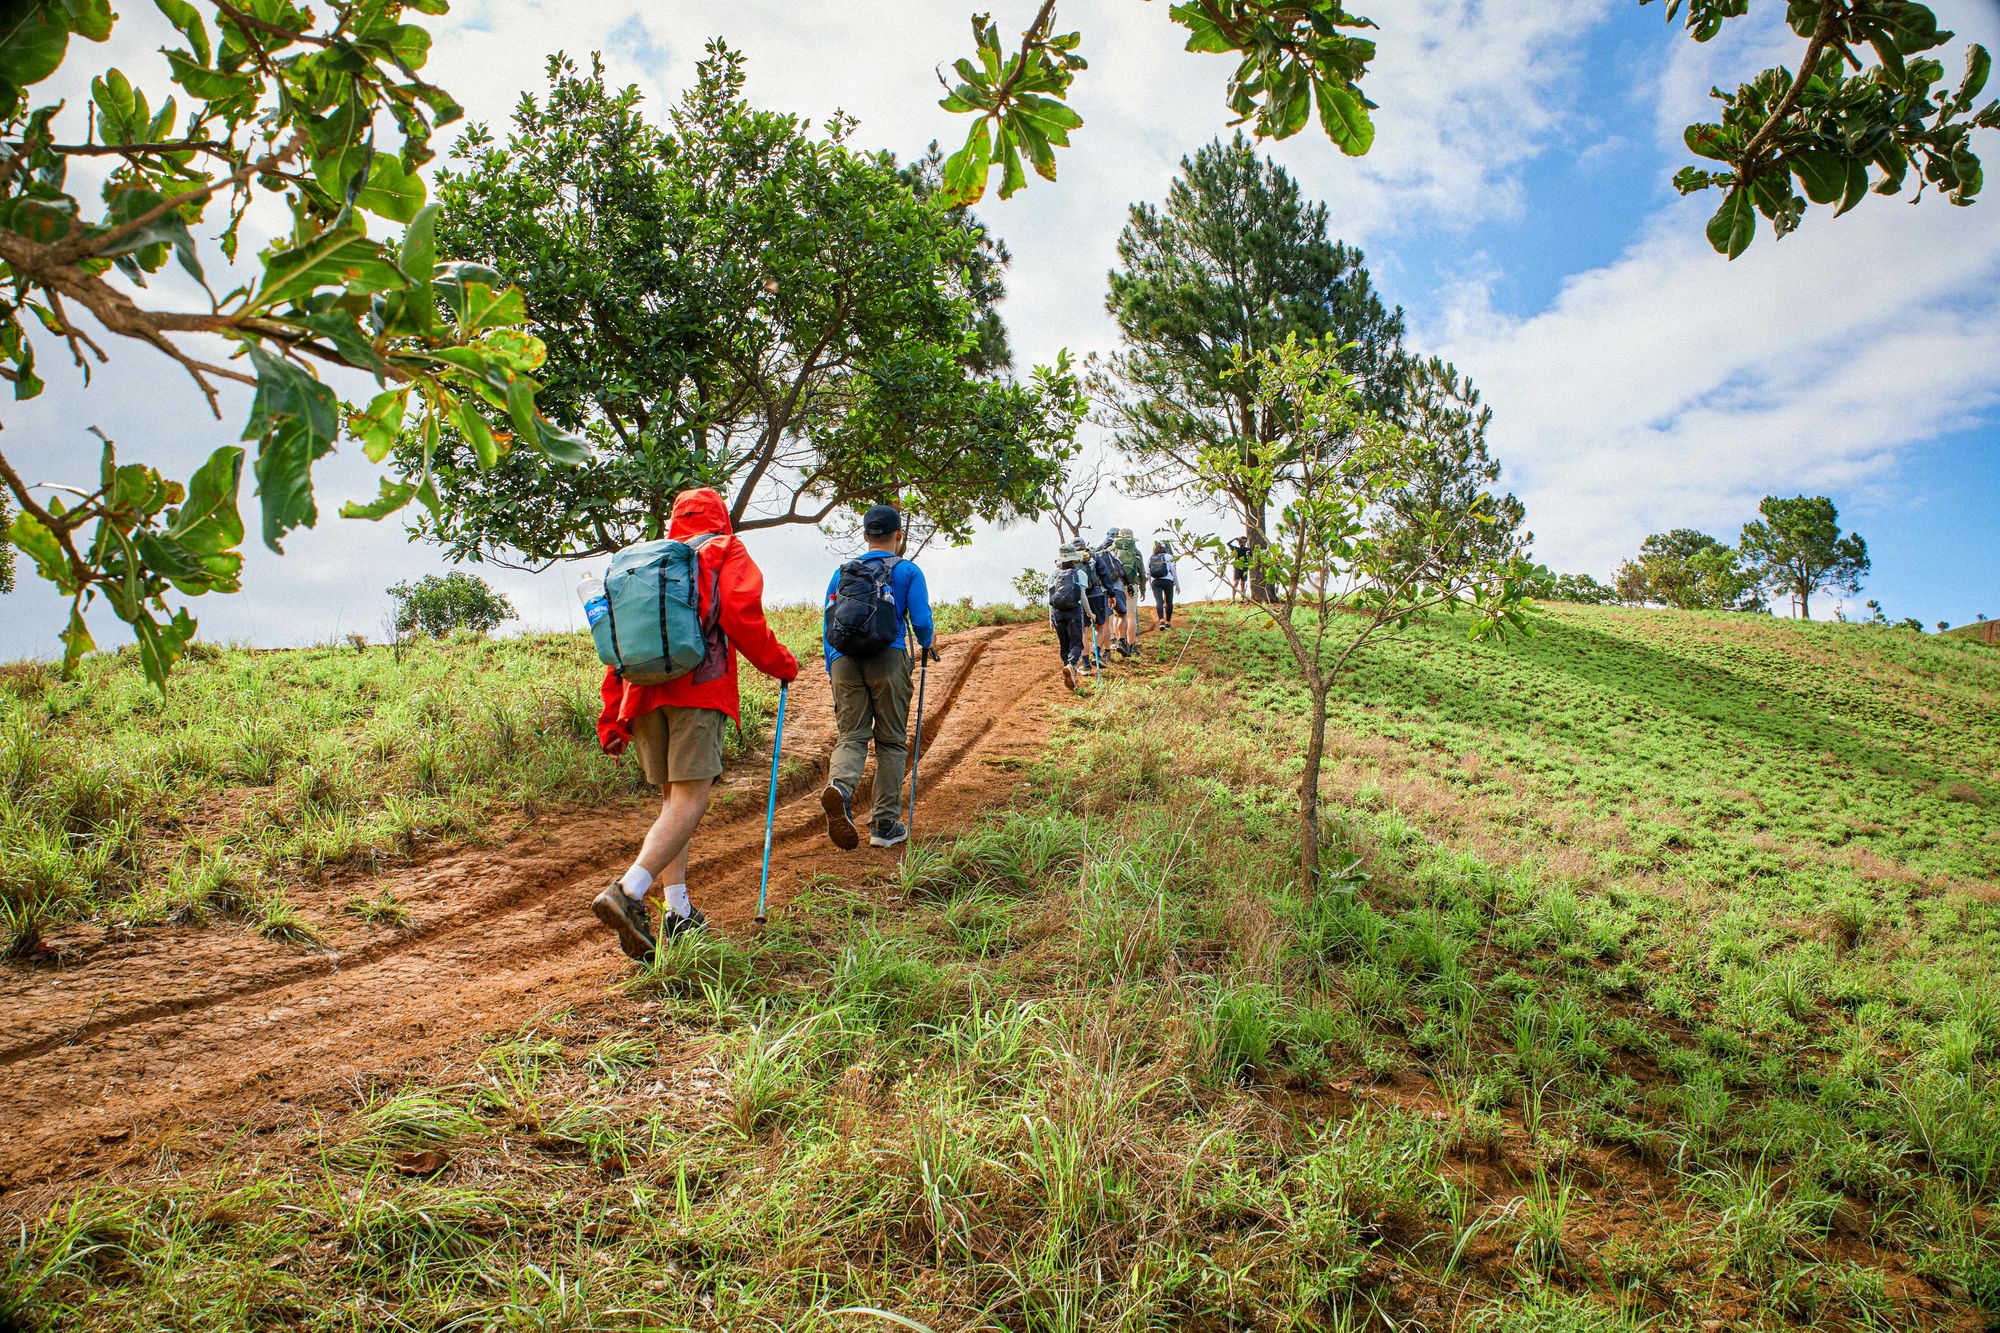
[1649,0,1998,257]
[940,1,1995,259]
[1101,135,1404,596]
[1615,528,1766,612]
[411,46,1083,565]
[1173,336,1531,890]
[1739,493,1869,618]
[0,0,582,683]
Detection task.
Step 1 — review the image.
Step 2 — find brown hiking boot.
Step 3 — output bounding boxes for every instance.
[1063,663,1078,691]
[592,885,656,962]
[821,784,859,850]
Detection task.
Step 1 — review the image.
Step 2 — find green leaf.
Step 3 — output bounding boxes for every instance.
[131,607,194,690]
[942,121,994,205]
[59,0,114,42]
[1956,44,1991,111]
[253,227,408,312]
[250,420,333,552]
[398,203,439,328]
[166,445,245,556]
[8,509,71,588]
[243,343,340,448]
[1705,186,1757,258]
[533,418,591,467]
[1836,156,1869,214]
[1313,80,1375,156]
[153,0,211,64]
[341,476,418,520]
[0,7,69,88]
[1792,149,1846,204]
[60,601,97,678]
[1169,3,1234,54]
[433,264,523,329]
[351,388,409,462]
[354,150,424,220]
[454,399,501,468]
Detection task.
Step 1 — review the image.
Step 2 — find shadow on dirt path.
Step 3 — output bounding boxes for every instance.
[0,621,1066,1210]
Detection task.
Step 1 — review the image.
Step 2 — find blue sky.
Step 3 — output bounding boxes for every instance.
[3,1,1997,660]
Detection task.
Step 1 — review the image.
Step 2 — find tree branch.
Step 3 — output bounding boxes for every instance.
[1737,1,1844,178]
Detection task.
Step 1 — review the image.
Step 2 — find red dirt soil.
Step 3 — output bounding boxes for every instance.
[0,621,1066,1213]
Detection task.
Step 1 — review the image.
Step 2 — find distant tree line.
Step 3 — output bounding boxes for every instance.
[1534,495,1873,618]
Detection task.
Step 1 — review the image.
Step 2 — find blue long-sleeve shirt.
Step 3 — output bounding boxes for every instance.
[823,551,934,668]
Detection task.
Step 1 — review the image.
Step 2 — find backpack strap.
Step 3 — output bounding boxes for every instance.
[687,533,726,631]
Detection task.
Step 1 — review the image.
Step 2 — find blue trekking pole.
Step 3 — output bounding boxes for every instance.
[754,681,787,922]
[904,647,930,834]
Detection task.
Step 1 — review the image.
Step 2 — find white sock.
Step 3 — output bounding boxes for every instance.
[619,865,653,901]
[665,882,692,918]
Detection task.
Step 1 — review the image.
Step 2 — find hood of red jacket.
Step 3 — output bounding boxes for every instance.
[668,487,732,541]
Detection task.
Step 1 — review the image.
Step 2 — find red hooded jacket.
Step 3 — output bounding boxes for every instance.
[595,488,800,755]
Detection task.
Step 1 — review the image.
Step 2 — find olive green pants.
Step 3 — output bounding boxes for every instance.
[829,647,914,824]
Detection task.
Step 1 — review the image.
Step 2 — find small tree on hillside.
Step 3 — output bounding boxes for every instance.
[1614,530,1764,611]
[1172,337,1532,893]
[1738,495,1869,618]
[388,572,515,640]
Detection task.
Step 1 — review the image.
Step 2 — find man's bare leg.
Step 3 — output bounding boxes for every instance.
[633,777,715,892]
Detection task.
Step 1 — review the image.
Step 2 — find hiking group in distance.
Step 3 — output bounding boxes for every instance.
[1046,527,1181,691]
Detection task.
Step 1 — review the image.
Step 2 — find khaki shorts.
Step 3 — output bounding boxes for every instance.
[631,706,726,785]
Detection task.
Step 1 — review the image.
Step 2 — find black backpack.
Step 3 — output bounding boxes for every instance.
[1148,552,1169,580]
[825,556,901,657]
[1092,548,1123,589]
[1048,567,1081,612]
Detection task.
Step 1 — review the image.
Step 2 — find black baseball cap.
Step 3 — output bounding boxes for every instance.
[862,504,902,536]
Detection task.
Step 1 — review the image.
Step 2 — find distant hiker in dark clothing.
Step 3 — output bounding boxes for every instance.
[1228,535,1253,600]
[1149,540,1178,628]
[1093,534,1133,659]
[1113,527,1146,655]
[1048,542,1093,691]
[592,487,800,962]
[821,505,937,851]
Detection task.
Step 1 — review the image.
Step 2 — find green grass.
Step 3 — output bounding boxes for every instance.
[0,600,1033,954]
[6,601,1996,1329]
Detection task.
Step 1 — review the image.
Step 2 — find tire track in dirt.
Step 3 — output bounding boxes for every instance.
[0,622,1063,1207]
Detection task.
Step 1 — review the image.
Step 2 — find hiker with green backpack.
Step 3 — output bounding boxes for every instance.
[820,505,939,852]
[1113,528,1146,655]
[586,487,801,962]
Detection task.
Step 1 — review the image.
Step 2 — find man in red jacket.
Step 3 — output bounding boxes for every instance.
[591,487,800,960]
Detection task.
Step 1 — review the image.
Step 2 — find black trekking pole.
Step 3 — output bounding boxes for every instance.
[904,645,930,835]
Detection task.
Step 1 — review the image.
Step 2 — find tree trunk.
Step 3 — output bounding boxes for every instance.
[1244,501,1273,603]
[1299,683,1329,896]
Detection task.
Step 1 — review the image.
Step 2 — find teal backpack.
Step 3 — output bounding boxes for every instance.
[590,534,724,685]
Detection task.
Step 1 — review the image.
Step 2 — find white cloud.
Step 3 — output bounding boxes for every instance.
[1431,194,2000,579]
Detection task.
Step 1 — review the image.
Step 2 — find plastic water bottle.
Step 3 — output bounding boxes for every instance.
[577,572,609,628]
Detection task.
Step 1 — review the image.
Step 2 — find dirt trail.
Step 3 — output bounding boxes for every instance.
[0,621,1065,1209]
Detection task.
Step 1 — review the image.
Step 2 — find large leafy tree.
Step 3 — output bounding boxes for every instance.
[408,46,1082,567]
[0,0,580,683]
[1382,356,1527,578]
[1738,494,1868,618]
[1099,135,1404,594]
[1614,529,1765,612]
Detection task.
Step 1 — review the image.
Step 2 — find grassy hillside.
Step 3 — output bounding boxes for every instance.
[6,602,1998,1330]
[0,602,1030,955]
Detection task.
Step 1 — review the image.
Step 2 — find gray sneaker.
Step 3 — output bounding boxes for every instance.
[869,818,909,849]
[822,784,859,850]
[591,885,656,962]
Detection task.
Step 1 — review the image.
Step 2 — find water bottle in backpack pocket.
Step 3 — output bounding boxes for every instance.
[588,534,723,684]
[825,556,902,658]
